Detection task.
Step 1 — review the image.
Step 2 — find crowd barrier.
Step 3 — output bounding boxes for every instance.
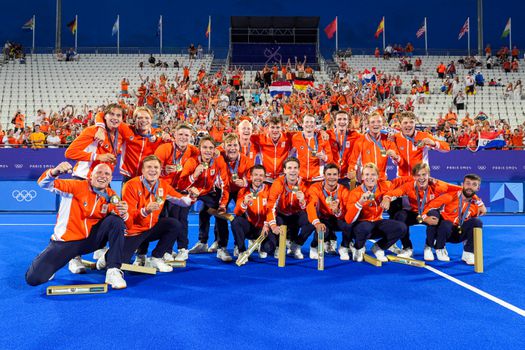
[0,149,523,213]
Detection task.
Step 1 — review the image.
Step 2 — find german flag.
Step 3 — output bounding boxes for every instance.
[293,77,314,91]
[67,17,77,35]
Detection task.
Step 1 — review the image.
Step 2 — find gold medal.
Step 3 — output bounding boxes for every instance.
[156,196,164,205]
[380,149,387,157]
[202,162,209,169]
[109,195,120,205]
[232,173,239,181]
[326,196,333,204]
[292,186,299,193]
[417,215,423,224]
[176,163,183,172]
[311,151,317,157]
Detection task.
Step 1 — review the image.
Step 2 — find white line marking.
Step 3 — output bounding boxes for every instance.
[425,265,525,317]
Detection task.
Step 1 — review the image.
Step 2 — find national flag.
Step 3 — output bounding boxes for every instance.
[269,81,292,97]
[112,16,119,36]
[416,21,426,38]
[293,77,314,91]
[375,17,384,39]
[501,18,511,39]
[67,17,77,35]
[324,17,337,39]
[205,17,211,38]
[22,18,34,30]
[474,131,506,151]
[361,68,377,84]
[458,18,469,40]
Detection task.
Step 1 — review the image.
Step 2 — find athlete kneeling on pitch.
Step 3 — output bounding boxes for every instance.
[232,165,273,260]
[26,162,129,289]
[118,155,194,272]
[422,174,484,265]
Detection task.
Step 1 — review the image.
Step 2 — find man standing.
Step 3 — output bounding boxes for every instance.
[26,163,129,289]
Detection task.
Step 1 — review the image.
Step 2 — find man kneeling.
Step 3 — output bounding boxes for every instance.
[117,155,194,272]
[26,162,129,289]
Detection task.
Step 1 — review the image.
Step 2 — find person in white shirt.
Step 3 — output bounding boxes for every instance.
[46,130,61,148]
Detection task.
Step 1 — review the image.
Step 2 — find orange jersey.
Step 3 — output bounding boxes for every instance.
[423,191,481,225]
[327,129,361,176]
[306,182,350,225]
[393,131,450,176]
[234,184,271,228]
[122,176,190,235]
[37,170,123,242]
[240,142,258,162]
[216,153,254,193]
[266,176,308,226]
[291,132,332,182]
[65,126,124,179]
[154,143,200,188]
[384,180,462,213]
[178,156,230,207]
[250,132,294,180]
[347,132,399,180]
[344,177,411,223]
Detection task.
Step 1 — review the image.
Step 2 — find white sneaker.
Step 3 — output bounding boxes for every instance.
[328,240,338,255]
[309,247,319,260]
[397,248,414,258]
[258,251,268,259]
[338,246,350,261]
[96,253,107,271]
[133,254,147,266]
[462,251,475,265]
[233,245,240,257]
[148,257,173,272]
[436,248,451,262]
[105,268,127,289]
[274,249,279,259]
[424,245,435,261]
[286,240,291,255]
[162,252,175,262]
[353,247,365,262]
[290,242,304,259]
[174,248,189,262]
[371,243,388,262]
[188,242,209,254]
[217,248,233,262]
[93,247,108,260]
[208,241,219,253]
[68,256,86,274]
[349,242,357,257]
[388,243,402,255]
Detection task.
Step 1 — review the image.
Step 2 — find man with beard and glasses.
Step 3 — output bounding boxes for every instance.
[422,174,484,265]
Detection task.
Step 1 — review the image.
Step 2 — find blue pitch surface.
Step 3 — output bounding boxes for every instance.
[0,214,524,349]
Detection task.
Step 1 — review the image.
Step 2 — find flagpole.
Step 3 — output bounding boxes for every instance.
[160,15,163,56]
[509,17,512,49]
[467,17,470,56]
[335,16,338,53]
[382,17,386,51]
[424,17,428,56]
[32,15,35,54]
[208,15,211,53]
[75,15,78,51]
[117,15,120,56]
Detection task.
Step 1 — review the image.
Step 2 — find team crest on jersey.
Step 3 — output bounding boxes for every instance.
[83,202,87,207]
[210,169,215,175]
[281,142,286,148]
[138,191,142,196]
[430,194,435,200]
[346,141,350,148]
[453,209,458,213]
[300,146,304,150]
[104,144,109,149]
[159,188,164,197]
[399,146,405,150]
[262,198,267,205]
[129,136,134,141]
[101,204,108,214]
[367,150,371,155]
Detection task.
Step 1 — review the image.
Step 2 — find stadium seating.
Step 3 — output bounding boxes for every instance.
[0,54,212,125]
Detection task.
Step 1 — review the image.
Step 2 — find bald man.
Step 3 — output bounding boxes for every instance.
[25,162,130,289]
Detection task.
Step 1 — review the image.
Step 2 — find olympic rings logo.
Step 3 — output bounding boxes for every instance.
[12,190,37,202]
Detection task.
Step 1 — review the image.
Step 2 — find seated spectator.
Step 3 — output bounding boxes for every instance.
[474,71,485,87]
[148,54,156,66]
[486,56,494,69]
[174,59,179,68]
[511,59,519,72]
[188,44,197,59]
[414,57,422,71]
